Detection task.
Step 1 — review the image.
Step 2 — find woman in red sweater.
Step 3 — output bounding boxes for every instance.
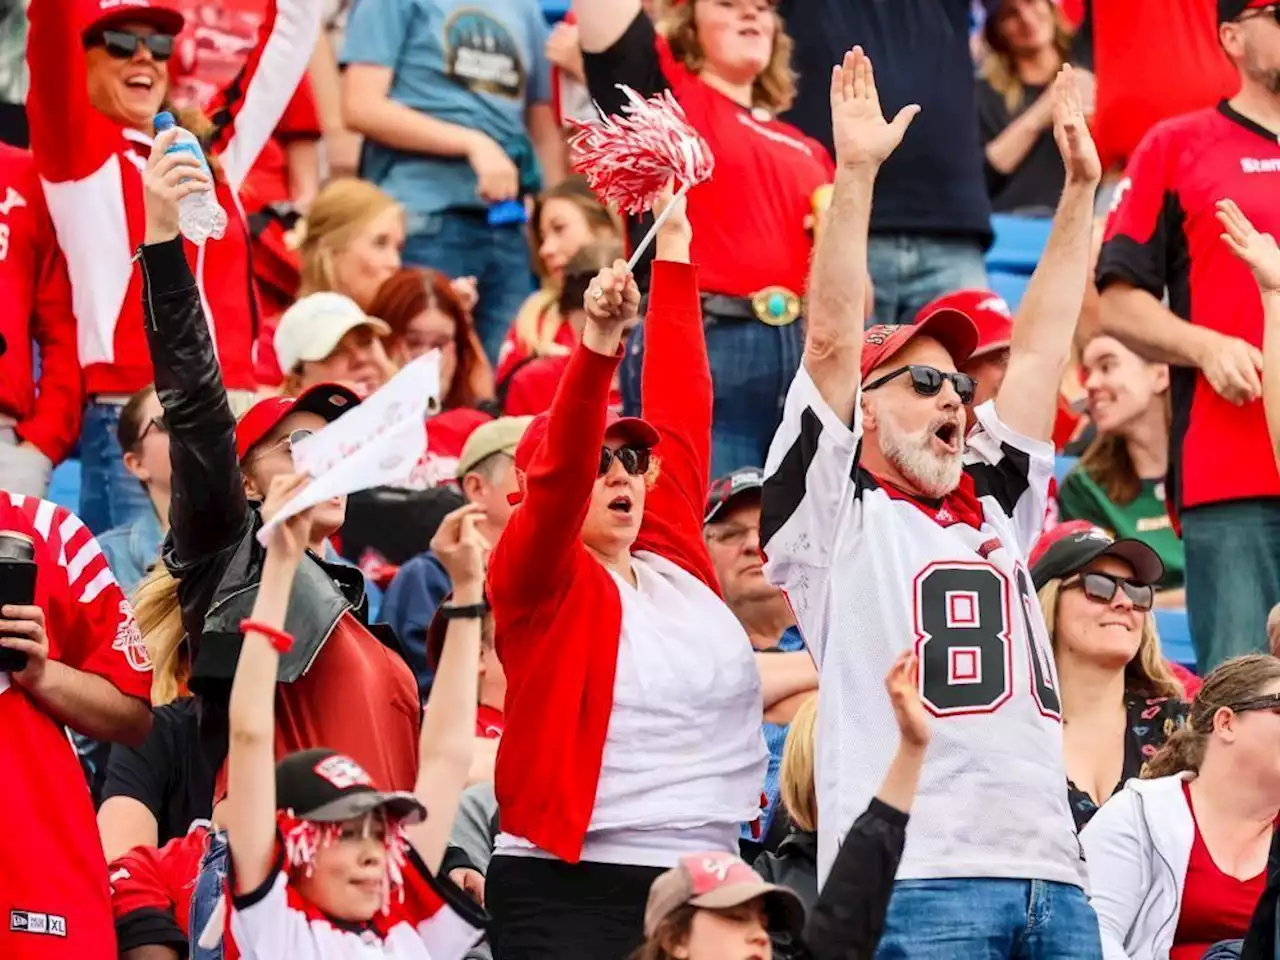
[485,188,767,960]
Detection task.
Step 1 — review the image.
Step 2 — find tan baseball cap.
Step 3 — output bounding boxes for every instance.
[274,292,391,374]
[644,852,806,938]
[456,416,534,479]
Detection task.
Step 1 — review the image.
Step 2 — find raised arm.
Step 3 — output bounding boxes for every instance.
[139,133,249,562]
[573,0,643,56]
[995,65,1100,441]
[804,48,918,426]
[1217,199,1280,470]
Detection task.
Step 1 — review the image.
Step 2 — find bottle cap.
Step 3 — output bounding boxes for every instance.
[154,112,176,132]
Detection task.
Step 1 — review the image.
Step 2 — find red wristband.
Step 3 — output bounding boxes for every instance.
[239,618,294,654]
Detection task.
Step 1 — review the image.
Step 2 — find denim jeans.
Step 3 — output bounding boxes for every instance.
[867,234,990,327]
[874,879,1102,960]
[401,210,535,366]
[1182,499,1280,674]
[189,829,229,960]
[78,400,153,535]
[618,312,803,478]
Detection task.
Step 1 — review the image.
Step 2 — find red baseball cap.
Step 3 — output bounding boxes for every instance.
[513,409,660,474]
[80,0,185,38]
[644,852,805,939]
[235,383,362,463]
[861,307,980,380]
[915,289,1013,361]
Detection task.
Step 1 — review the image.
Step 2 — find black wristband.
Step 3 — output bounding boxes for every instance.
[441,601,488,620]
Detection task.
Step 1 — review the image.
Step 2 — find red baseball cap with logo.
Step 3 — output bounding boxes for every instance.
[235,383,361,463]
[915,289,1013,361]
[644,852,806,939]
[861,306,980,380]
[513,409,660,474]
[80,0,185,38]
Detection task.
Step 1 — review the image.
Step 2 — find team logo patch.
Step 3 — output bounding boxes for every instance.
[685,852,758,892]
[10,910,67,937]
[313,754,375,790]
[113,599,151,672]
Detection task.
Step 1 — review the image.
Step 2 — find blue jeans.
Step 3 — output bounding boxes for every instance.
[78,400,153,535]
[1182,499,1280,674]
[619,312,803,478]
[189,829,229,960]
[401,210,535,366]
[874,879,1102,960]
[867,234,989,326]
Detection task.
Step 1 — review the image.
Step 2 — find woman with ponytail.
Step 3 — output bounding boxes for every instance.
[1081,655,1280,960]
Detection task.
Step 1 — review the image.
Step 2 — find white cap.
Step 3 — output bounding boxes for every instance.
[274,292,391,374]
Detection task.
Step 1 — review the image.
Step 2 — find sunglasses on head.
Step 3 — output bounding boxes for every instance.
[248,428,314,463]
[599,444,651,477]
[1228,692,1280,715]
[863,364,977,405]
[87,28,175,62]
[1061,571,1155,612]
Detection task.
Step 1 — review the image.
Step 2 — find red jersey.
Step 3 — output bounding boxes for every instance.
[1098,103,1280,516]
[1091,0,1238,171]
[476,704,504,739]
[0,144,81,462]
[0,495,152,960]
[109,826,209,956]
[27,0,321,396]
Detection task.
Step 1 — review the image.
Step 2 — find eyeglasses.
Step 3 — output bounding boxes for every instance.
[1061,571,1155,612]
[137,416,167,445]
[863,364,977,405]
[1227,692,1280,715]
[599,444,651,476]
[705,523,759,548]
[87,29,176,62]
[1236,4,1280,26]
[247,428,314,463]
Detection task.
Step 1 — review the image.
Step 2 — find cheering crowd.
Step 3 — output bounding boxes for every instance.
[5,0,1280,958]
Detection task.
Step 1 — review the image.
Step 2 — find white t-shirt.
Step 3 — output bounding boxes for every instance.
[762,365,1085,888]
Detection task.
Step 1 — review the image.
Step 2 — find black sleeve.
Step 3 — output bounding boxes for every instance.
[802,798,907,960]
[966,442,1034,519]
[975,81,1009,196]
[115,907,188,957]
[101,708,175,817]
[582,11,668,117]
[1242,829,1280,960]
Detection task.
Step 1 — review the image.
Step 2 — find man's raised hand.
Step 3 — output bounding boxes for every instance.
[829,46,919,172]
[1051,64,1101,187]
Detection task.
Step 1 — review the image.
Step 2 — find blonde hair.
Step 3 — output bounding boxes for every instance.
[295,178,402,299]
[979,4,1074,112]
[1145,655,1280,778]
[779,694,818,832]
[657,0,797,114]
[1038,578,1183,700]
[133,564,188,706]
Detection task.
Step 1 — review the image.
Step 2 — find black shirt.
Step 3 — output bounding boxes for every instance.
[102,697,215,846]
[976,79,1065,215]
[778,0,992,244]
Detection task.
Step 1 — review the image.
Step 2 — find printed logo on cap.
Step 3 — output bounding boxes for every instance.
[977,296,1011,317]
[685,852,757,892]
[314,754,375,790]
[864,326,895,346]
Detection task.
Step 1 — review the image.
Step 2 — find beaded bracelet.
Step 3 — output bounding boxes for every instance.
[239,618,294,654]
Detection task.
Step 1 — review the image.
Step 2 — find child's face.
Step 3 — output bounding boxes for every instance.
[294,814,389,921]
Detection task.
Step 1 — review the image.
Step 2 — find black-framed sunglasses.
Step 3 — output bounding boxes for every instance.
[86,28,176,62]
[599,444,651,477]
[1061,571,1155,612]
[1237,4,1280,26]
[247,428,314,463]
[863,364,977,405]
[1227,692,1280,715]
[137,415,167,444]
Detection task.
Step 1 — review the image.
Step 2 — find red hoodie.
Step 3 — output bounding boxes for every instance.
[487,261,717,862]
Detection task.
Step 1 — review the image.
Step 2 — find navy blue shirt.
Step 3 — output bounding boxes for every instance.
[778,0,992,244]
[382,549,453,695]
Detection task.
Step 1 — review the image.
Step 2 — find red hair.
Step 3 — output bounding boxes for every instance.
[368,268,495,410]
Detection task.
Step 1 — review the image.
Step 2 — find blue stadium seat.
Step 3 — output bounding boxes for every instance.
[1053,455,1078,485]
[986,214,1052,275]
[1154,608,1196,671]
[48,459,81,513]
[988,270,1030,311]
[542,0,570,22]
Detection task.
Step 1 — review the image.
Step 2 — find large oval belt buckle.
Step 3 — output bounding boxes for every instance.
[751,286,801,327]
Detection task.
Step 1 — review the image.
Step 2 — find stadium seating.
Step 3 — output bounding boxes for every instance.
[543,0,570,22]
[1155,609,1196,671]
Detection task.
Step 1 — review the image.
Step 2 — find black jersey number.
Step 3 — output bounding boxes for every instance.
[914,562,1060,719]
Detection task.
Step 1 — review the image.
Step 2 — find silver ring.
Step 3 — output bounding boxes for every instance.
[591,287,604,300]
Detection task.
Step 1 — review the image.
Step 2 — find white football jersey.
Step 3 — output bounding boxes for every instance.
[762,366,1085,888]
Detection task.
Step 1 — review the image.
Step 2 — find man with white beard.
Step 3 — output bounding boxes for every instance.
[761,49,1104,958]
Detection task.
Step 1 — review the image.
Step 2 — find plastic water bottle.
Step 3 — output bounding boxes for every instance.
[154,111,227,245]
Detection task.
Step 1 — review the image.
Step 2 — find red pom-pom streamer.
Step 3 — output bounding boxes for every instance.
[569,86,715,216]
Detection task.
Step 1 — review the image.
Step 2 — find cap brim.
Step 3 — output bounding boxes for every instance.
[85,7,186,37]
[604,416,661,448]
[689,883,807,938]
[913,306,980,368]
[295,318,392,365]
[1032,537,1165,590]
[299,789,426,826]
[704,481,764,525]
[293,382,363,423]
[967,338,1012,362]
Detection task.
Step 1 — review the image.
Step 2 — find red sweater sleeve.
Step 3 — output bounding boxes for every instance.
[633,261,719,591]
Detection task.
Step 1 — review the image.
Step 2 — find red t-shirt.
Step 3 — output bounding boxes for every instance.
[1171,780,1267,959]
[1091,0,1238,171]
[476,704,504,739]
[0,496,153,960]
[1098,104,1280,517]
[110,826,209,955]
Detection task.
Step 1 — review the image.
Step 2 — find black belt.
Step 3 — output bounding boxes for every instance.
[702,287,802,326]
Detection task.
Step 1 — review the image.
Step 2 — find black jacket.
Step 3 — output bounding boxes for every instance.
[755,829,819,913]
[139,239,386,772]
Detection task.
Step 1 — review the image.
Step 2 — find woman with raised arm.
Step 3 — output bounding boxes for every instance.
[225,492,487,958]
[484,186,767,960]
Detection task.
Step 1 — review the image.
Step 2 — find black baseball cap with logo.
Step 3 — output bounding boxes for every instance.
[1029,521,1164,591]
[276,748,426,824]
[704,467,765,525]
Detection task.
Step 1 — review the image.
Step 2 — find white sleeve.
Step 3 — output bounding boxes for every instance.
[761,365,861,667]
[1078,792,1146,960]
[229,872,316,960]
[965,400,1055,557]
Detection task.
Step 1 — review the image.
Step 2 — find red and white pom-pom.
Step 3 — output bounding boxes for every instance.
[569,86,714,215]
[278,809,412,915]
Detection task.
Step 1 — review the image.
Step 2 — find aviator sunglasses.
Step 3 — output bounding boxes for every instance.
[863,364,977,405]
[87,29,176,62]
[599,444,651,477]
[1061,571,1155,613]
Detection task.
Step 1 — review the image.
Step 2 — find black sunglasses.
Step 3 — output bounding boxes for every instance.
[1228,692,1280,715]
[1061,571,1155,612]
[599,444,651,477]
[1237,4,1280,26]
[87,29,176,62]
[863,364,977,405]
[137,415,167,444]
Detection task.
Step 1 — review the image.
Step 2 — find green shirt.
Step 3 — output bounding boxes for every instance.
[1057,468,1185,590]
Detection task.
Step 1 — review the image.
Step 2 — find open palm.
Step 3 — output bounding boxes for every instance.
[1218,198,1280,294]
[830,46,919,170]
[1051,64,1101,185]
